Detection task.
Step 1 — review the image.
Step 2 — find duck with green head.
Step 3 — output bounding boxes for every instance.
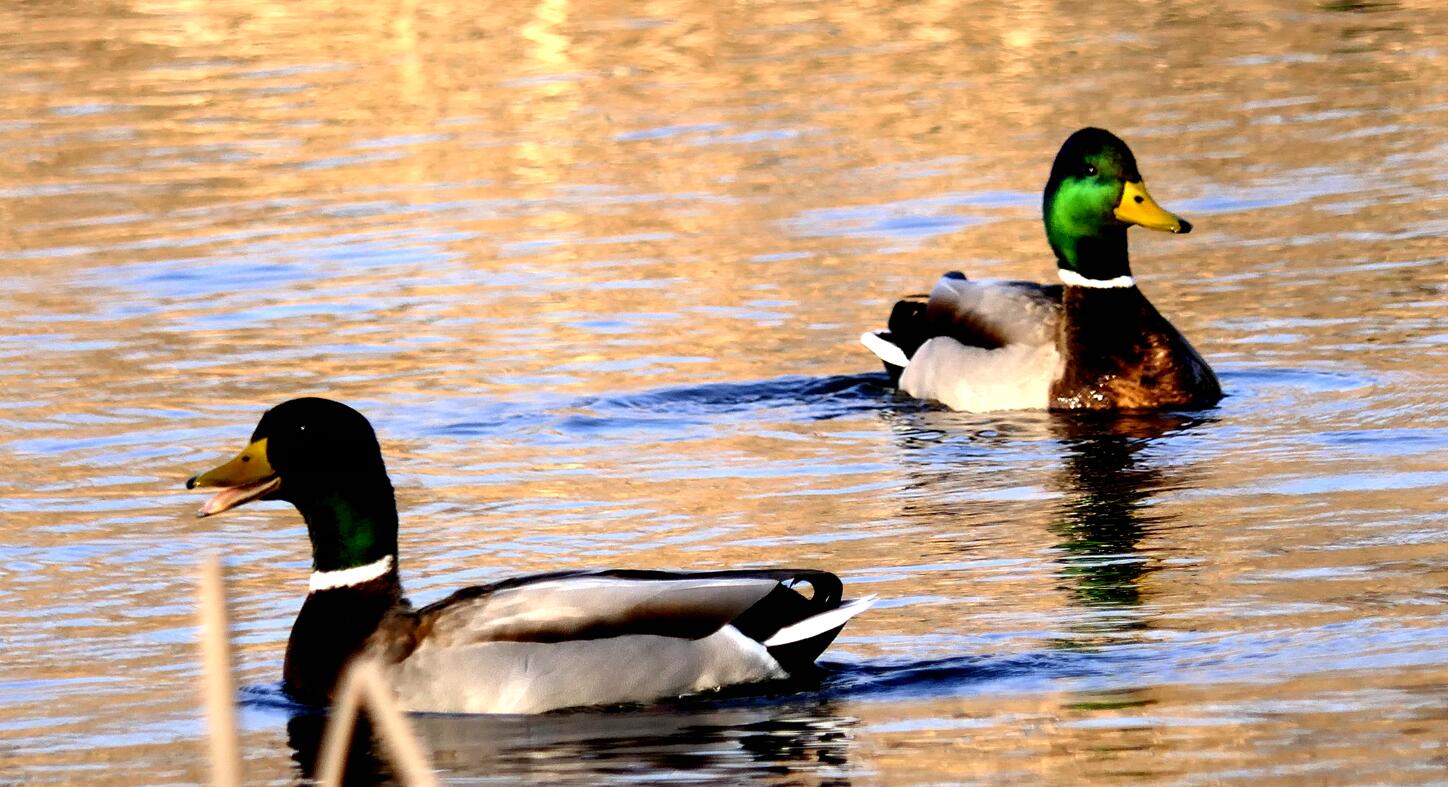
[861,127,1221,411]
[187,397,874,714]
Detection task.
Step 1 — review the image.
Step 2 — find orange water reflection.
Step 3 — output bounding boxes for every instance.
[2,0,1446,782]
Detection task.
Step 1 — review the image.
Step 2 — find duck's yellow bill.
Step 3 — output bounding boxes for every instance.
[186,438,281,517]
[1114,180,1192,234]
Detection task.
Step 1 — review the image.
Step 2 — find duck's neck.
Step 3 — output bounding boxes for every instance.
[281,478,408,706]
[1051,226,1133,283]
[292,481,400,574]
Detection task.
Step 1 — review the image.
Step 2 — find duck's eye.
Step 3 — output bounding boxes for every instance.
[1083,165,1097,177]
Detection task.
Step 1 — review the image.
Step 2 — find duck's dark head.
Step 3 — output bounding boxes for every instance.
[187,397,397,572]
[1043,128,1192,279]
[186,397,385,515]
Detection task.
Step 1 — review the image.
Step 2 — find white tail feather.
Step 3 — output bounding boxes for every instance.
[763,595,876,647]
[860,332,910,369]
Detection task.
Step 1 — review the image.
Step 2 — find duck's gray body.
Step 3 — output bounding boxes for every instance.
[390,625,780,714]
[343,570,873,714]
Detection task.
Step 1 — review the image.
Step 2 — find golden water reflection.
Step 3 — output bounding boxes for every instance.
[2,0,1446,782]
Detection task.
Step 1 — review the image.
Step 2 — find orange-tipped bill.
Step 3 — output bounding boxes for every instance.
[186,438,280,518]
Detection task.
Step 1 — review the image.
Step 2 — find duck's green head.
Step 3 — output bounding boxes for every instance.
[187,397,398,572]
[1043,128,1191,280]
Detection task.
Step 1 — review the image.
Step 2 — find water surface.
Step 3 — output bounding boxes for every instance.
[2,0,1446,782]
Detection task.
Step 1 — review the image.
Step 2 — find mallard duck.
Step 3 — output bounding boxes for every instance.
[861,128,1221,412]
[186,397,873,714]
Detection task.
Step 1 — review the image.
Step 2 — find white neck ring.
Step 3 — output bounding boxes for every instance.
[1058,269,1136,289]
[309,554,395,593]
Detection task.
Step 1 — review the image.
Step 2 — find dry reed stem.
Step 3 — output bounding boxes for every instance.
[198,554,242,787]
[315,658,440,787]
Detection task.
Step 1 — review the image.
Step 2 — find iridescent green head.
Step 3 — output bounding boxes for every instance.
[1043,128,1191,281]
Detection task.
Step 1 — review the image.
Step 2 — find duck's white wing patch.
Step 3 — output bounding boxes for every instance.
[860,332,911,369]
[764,596,875,647]
[425,576,780,645]
[929,276,1061,348]
[390,625,785,714]
[901,337,1061,412]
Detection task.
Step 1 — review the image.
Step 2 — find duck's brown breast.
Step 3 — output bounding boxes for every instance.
[1050,287,1221,411]
[283,573,412,705]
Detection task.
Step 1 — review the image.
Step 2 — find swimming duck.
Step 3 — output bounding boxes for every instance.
[861,128,1221,412]
[186,397,873,714]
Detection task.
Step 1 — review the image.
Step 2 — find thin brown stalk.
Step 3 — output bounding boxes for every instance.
[198,554,242,787]
[315,658,440,787]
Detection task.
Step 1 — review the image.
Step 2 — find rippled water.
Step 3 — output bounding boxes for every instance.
[3,0,1447,782]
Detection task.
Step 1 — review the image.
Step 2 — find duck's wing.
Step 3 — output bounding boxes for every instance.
[926,273,1063,349]
[383,570,873,713]
[861,273,1065,411]
[417,569,868,664]
[862,273,1063,378]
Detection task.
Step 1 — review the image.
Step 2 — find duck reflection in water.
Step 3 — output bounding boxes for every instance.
[881,404,1211,642]
[1049,412,1212,638]
[285,694,856,783]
